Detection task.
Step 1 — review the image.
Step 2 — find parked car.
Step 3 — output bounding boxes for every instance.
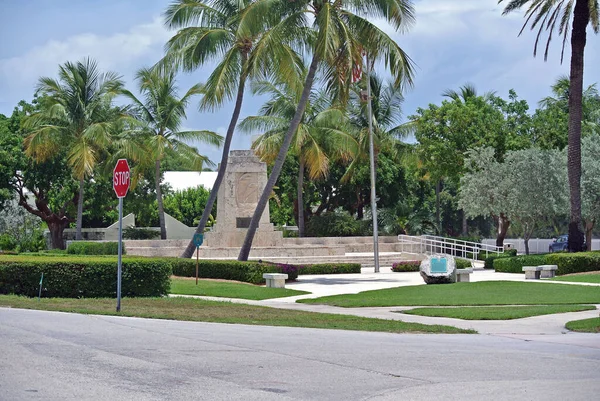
[549,234,587,252]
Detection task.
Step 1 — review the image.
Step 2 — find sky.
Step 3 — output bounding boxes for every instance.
[1,0,599,166]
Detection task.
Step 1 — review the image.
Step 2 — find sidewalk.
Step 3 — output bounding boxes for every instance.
[171,268,600,341]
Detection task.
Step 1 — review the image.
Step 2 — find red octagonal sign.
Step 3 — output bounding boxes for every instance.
[113,159,131,198]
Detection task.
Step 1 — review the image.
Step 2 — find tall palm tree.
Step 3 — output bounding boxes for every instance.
[122,67,222,240]
[239,79,357,236]
[500,0,599,251]
[23,58,123,240]
[237,0,415,261]
[162,0,304,258]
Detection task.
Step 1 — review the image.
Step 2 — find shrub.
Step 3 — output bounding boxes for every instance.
[305,211,371,237]
[0,255,171,298]
[493,255,548,274]
[169,259,297,284]
[392,261,420,272]
[546,252,600,275]
[0,234,17,251]
[123,227,160,240]
[299,263,361,275]
[455,259,472,269]
[67,241,123,255]
[482,251,517,269]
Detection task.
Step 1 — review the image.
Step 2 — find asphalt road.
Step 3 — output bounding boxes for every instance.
[1,308,599,400]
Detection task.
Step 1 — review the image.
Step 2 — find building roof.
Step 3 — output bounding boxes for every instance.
[163,171,217,192]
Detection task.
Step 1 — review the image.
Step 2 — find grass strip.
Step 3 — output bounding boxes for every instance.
[401,305,596,320]
[0,295,474,334]
[550,274,600,284]
[565,317,600,333]
[170,277,308,300]
[298,281,600,307]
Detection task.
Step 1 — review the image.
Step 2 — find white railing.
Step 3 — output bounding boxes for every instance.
[397,235,503,260]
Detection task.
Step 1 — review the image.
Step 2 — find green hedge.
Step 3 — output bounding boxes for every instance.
[493,255,548,274]
[299,263,361,275]
[67,241,123,255]
[483,251,517,269]
[546,252,600,275]
[392,261,420,272]
[455,259,472,269]
[169,259,297,284]
[0,255,170,298]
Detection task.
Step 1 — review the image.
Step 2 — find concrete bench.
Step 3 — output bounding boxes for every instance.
[263,273,288,288]
[522,266,542,279]
[539,265,558,279]
[455,268,473,283]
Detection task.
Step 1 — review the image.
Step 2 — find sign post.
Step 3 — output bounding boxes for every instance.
[193,233,204,285]
[113,159,131,312]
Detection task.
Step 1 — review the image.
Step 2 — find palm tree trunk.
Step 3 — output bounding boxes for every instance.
[75,178,84,240]
[297,157,305,237]
[180,60,249,258]
[567,0,589,252]
[155,159,167,240]
[239,53,320,261]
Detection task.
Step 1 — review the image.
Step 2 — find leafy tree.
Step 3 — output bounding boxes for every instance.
[581,134,600,250]
[500,0,600,252]
[122,67,222,239]
[162,0,303,257]
[163,185,217,227]
[238,0,415,260]
[22,58,123,241]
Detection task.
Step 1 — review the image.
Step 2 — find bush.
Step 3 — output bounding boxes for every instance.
[482,251,517,269]
[546,252,600,275]
[455,259,472,269]
[493,255,548,274]
[392,261,420,272]
[298,263,361,275]
[0,255,171,298]
[123,226,160,240]
[169,259,297,284]
[67,241,123,255]
[305,211,371,237]
[0,234,17,251]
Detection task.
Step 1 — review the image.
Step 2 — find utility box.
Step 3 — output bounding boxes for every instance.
[503,243,513,251]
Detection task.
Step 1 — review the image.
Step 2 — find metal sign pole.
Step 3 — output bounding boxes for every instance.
[196,247,199,285]
[117,197,123,312]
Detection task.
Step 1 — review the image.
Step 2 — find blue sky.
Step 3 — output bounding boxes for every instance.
[1,0,599,165]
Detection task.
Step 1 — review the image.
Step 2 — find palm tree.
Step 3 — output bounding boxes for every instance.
[500,0,599,252]
[23,58,123,240]
[122,67,222,240]
[239,79,357,236]
[162,0,304,258]
[237,0,415,261]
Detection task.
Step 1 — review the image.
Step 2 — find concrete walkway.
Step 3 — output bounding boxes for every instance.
[171,268,600,340]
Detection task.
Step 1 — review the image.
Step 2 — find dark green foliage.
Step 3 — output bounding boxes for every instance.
[392,261,420,272]
[163,186,216,227]
[482,251,516,269]
[546,252,600,275]
[170,259,297,284]
[305,211,371,237]
[493,255,549,273]
[0,234,17,251]
[299,263,361,275]
[0,255,171,297]
[455,259,472,269]
[67,241,123,255]
[123,226,160,240]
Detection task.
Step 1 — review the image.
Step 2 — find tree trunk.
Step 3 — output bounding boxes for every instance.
[48,219,69,250]
[435,179,441,234]
[567,0,589,253]
[524,237,530,255]
[75,178,84,240]
[585,219,594,251]
[461,210,468,236]
[155,159,167,240]
[180,57,249,258]
[356,188,364,220]
[495,213,510,248]
[297,157,305,237]
[239,53,320,261]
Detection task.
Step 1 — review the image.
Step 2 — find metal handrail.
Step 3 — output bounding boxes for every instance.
[397,235,503,260]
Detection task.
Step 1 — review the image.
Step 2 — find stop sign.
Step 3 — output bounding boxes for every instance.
[113,159,131,198]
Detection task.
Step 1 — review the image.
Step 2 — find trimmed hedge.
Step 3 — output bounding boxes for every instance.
[298,263,361,275]
[455,259,472,269]
[546,252,600,275]
[67,241,123,255]
[392,261,420,272]
[483,251,517,269]
[0,255,170,298]
[493,255,548,274]
[170,259,297,284]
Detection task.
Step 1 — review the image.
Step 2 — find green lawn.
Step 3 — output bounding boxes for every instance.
[170,277,308,300]
[0,295,474,334]
[298,281,600,307]
[550,274,600,284]
[401,305,596,320]
[565,317,600,333]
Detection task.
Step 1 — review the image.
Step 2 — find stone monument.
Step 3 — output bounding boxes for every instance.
[419,255,456,284]
[203,150,283,248]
